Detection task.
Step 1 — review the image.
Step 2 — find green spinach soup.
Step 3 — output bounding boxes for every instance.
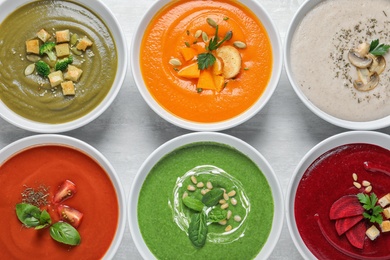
[0,0,117,123]
[138,142,274,259]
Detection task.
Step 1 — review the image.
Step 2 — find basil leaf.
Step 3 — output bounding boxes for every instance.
[50,222,81,246]
[202,188,224,207]
[188,212,208,248]
[208,208,227,223]
[183,197,204,212]
[35,210,51,230]
[208,176,234,190]
[16,203,42,227]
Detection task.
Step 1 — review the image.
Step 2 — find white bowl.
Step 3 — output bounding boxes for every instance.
[0,134,126,259]
[129,132,284,259]
[131,0,282,131]
[286,131,390,259]
[0,0,127,133]
[285,0,390,130]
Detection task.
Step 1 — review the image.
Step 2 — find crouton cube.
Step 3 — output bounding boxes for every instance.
[64,65,83,82]
[379,193,390,208]
[380,220,390,232]
[37,29,51,42]
[26,39,40,54]
[56,29,70,43]
[61,81,75,95]
[366,225,380,240]
[76,36,93,51]
[55,43,70,57]
[384,207,390,219]
[48,71,64,87]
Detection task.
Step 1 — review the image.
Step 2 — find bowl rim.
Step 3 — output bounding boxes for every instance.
[0,134,126,259]
[284,0,390,130]
[0,0,128,133]
[128,131,284,259]
[285,130,390,259]
[131,0,282,131]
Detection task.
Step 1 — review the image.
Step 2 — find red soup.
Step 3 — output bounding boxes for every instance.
[0,145,119,259]
[295,144,390,259]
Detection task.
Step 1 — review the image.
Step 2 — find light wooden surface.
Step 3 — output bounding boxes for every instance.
[1,0,390,259]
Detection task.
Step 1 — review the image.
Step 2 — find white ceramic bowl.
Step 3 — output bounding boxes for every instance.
[131,0,282,131]
[0,134,126,259]
[286,131,390,259]
[129,132,284,259]
[0,0,127,133]
[285,0,390,130]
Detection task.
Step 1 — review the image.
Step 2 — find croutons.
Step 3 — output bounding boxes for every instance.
[216,45,241,79]
[26,39,40,54]
[383,207,390,219]
[380,220,390,233]
[37,29,51,42]
[61,81,75,95]
[366,225,380,240]
[55,43,70,57]
[56,29,70,43]
[64,65,83,82]
[48,71,64,87]
[379,193,390,208]
[76,36,93,51]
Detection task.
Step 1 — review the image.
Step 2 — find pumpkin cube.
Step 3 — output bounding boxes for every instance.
[64,65,83,82]
[76,36,93,51]
[213,75,225,92]
[61,81,75,95]
[26,39,40,54]
[48,71,64,87]
[56,29,70,43]
[37,29,51,42]
[55,43,70,57]
[197,69,215,90]
[180,47,197,61]
[178,63,200,78]
[212,57,223,75]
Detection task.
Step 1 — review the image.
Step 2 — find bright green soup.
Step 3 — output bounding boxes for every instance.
[138,142,274,259]
[0,0,117,123]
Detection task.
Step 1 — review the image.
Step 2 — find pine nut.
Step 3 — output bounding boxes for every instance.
[191,176,197,184]
[182,191,188,199]
[223,193,229,201]
[362,180,371,187]
[228,190,236,197]
[218,220,227,225]
[231,198,237,206]
[352,173,358,181]
[365,185,372,193]
[227,210,232,220]
[201,189,209,195]
[206,181,213,189]
[353,182,361,189]
[225,225,232,232]
[234,215,242,222]
[197,182,204,188]
[219,199,226,204]
[221,203,229,209]
[187,185,196,191]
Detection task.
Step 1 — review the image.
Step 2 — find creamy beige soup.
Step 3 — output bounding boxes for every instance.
[291,0,390,122]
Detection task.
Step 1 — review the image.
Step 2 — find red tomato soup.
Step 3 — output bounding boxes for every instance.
[295,144,390,259]
[0,145,119,259]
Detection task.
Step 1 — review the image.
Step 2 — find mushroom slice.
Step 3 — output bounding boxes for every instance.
[353,72,379,92]
[348,49,373,68]
[356,42,370,57]
[357,68,370,84]
[368,54,386,75]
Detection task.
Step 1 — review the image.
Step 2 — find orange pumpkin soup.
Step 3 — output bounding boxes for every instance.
[0,145,118,259]
[140,0,272,123]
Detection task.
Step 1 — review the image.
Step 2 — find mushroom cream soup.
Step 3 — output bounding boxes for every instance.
[0,0,117,123]
[290,0,390,122]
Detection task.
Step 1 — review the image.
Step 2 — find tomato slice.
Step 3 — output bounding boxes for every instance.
[57,205,83,228]
[53,180,77,204]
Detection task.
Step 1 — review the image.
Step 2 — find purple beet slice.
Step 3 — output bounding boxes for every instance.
[345,220,366,249]
[330,195,365,220]
[335,215,364,235]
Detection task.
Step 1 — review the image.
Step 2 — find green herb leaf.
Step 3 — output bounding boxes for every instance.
[197,53,216,70]
[188,212,208,248]
[202,188,224,207]
[369,39,390,56]
[16,203,43,227]
[50,222,81,246]
[357,193,383,224]
[183,197,205,212]
[208,208,227,222]
[36,210,52,230]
